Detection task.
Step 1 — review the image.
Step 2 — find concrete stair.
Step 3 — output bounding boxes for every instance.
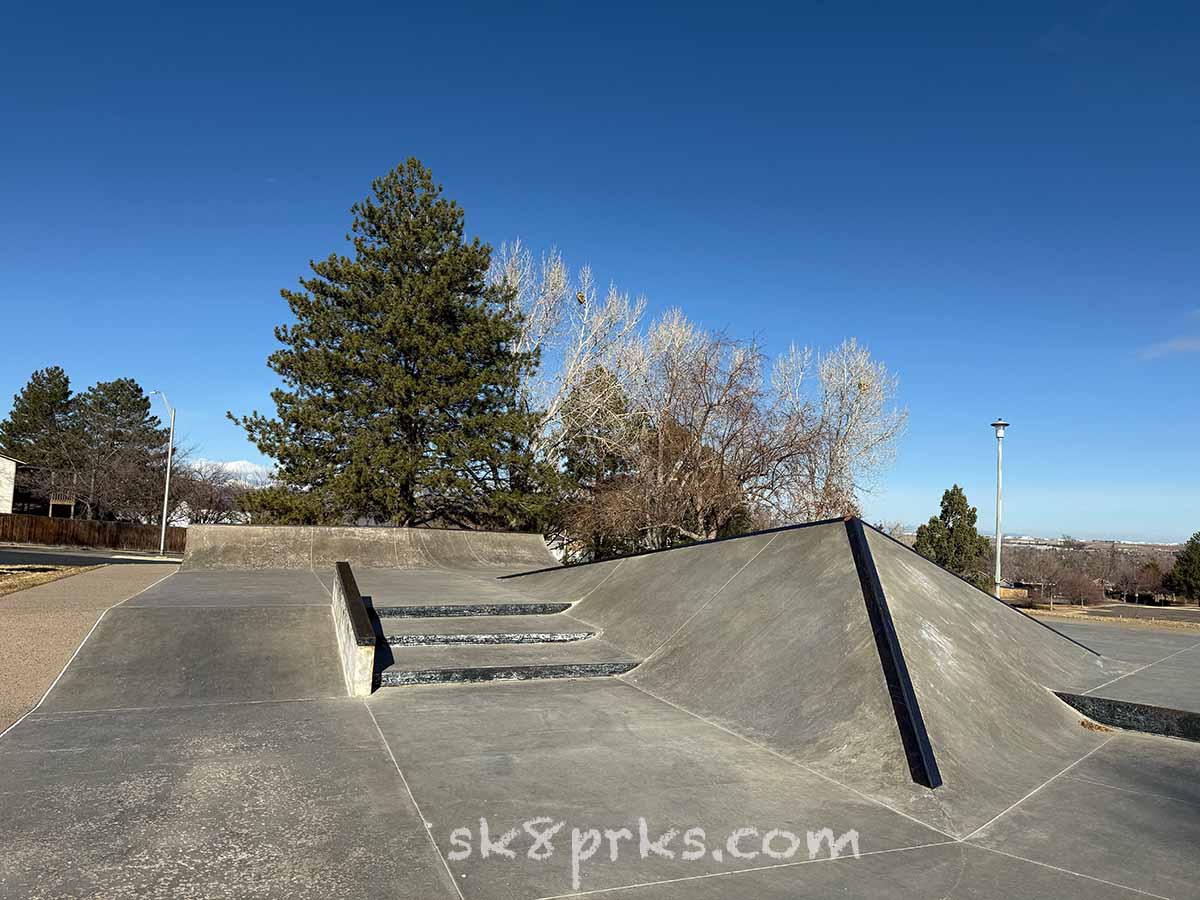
[372,602,639,687]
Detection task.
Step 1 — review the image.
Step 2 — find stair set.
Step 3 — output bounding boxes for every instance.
[370,595,639,687]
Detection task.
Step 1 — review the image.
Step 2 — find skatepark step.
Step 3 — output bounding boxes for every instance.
[380,614,596,646]
[373,602,572,618]
[377,637,639,686]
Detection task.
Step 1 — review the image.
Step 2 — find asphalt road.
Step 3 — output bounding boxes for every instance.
[0,543,182,567]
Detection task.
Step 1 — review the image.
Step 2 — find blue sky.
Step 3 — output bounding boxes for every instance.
[1,2,1197,541]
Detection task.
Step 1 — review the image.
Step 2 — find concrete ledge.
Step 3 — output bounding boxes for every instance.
[1055,691,1200,743]
[183,524,557,571]
[331,562,376,697]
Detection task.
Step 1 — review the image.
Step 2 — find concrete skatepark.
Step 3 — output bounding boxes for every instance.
[1,519,1198,898]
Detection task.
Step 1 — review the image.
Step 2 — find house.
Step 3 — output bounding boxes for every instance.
[0,453,22,515]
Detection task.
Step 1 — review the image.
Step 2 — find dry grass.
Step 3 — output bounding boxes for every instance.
[0,564,102,598]
[1027,606,1200,633]
[1079,718,1113,734]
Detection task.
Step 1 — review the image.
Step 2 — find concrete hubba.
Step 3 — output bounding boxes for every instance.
[501,518,1119,838]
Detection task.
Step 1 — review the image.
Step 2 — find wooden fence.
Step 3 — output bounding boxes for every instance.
[0,513,186,554]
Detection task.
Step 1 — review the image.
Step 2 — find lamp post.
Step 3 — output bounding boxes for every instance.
[152,391,176,557]
[991,418,1009,599]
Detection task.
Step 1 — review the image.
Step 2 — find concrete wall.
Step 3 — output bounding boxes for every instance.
[0,457,15,515]
[183,524,557,571]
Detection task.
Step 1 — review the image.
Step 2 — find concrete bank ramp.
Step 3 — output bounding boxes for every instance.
[501,518,1118,839]
[183,524,557,572]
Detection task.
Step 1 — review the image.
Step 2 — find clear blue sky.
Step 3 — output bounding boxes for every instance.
[2,2,1197,542]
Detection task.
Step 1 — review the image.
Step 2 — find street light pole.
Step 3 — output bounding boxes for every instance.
[152,392,176,557]
[991,418,1009,599]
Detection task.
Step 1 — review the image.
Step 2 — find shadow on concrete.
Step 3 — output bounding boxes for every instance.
[361,595,395,690]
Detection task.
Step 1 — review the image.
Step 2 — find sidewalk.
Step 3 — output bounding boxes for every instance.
[0,564,178,732]
[0,542,183,566]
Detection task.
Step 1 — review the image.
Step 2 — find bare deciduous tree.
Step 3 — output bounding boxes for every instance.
[557,308,907,553]
[491,240,644,455]
[172,461,250,525]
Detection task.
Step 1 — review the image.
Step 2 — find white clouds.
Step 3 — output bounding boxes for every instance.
[1138,337,1200,360]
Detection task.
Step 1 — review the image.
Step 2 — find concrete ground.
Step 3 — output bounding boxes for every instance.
[1051,619,1200,713]
[2,537,1199,898]
[0,563,177,732]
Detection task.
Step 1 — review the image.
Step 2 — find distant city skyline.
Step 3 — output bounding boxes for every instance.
[2,2,1197,542]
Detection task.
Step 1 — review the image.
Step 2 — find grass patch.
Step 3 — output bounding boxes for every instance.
[0,564,103,598]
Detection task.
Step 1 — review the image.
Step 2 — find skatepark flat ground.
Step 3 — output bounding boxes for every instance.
[2,538,1198,898]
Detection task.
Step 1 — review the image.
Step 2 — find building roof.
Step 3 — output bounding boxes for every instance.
[0,452,26,464]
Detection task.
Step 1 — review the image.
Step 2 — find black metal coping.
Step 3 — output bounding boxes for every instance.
[1055,692,1200,743]
[499,516,847,580]
[374,603,572,618]
[335,561,376,647]
[844,517,943,790]
[862,521,1101,658]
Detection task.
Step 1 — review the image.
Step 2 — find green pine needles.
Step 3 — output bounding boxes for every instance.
[230,159,556,529]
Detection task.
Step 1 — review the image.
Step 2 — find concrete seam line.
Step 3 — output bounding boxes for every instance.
[575,558,625,603]
[23,694,348,718]
[365,702,467,900]
[0,566,178,742]
[1082,640,1200,696]
[639,533,780,668]
[526,839,961,900]
[617,679,957,840]
[958,736,1116,842]
[964,845,1172,900]
[1063,772,1200,809]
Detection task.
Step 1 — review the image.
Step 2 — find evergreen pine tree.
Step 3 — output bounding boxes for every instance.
[231,159,551,528]
[72,379,169,520]
[913,484,993,591]
[0,367,76,503]
[1164,531,1200,600]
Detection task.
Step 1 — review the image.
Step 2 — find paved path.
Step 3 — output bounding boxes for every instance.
[0,563,177,732]
[0,542,183,566]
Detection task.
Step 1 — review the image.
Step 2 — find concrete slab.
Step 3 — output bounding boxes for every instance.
[125,568,331,607]
[6,523,1198,899]
[626,524,934,825]
[552,841,1152,899]
[367,678,947,899]
[37,606,346,712]
[1086,658,1200,713]
[509,532,777,657]
[0,563,176,732]
[1061,731,1200,806]
[351,567,542,606]
[866,529,1117,837]
[0,699,457,899]
[1049,621,1200,714]
[1052,621,1200,665]
[967,733,1200,899]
